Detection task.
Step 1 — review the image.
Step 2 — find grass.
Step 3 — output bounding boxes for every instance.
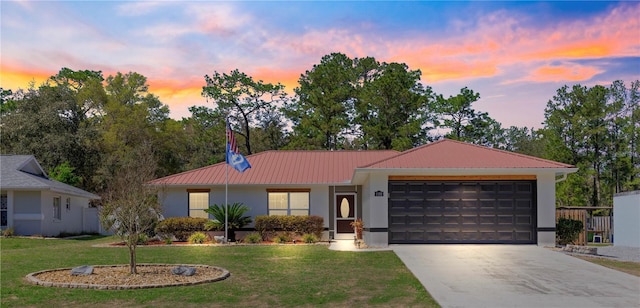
[0,236,439,307]
[587,243,612,247]
[575,256,640,277]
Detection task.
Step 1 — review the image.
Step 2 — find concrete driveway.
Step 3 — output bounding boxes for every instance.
[392,245,640,308]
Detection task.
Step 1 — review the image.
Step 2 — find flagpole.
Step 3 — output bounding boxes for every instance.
[224,118,250,243]
[225,118,229,244]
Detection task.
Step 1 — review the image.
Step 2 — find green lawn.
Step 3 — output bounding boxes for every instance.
[575,255,640,277]
[1,236,439,307]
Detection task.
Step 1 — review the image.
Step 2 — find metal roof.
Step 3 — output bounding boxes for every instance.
[149,139,576,186]
[149,150,399,186]
[0,155,100,199]
[362,139,575,169]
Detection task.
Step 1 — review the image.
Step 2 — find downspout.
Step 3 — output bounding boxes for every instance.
[555,173,568,183]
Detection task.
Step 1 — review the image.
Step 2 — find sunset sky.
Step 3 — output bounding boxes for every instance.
[1,1,638,129]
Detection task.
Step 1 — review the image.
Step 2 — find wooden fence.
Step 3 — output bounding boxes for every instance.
[556,209,587,245]
[589,216,611,243]
[555,209,613,245]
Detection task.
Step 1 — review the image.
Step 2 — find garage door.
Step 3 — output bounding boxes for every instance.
[388,181,536,244]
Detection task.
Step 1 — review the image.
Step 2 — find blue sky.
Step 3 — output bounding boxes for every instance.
[2,1,639,129]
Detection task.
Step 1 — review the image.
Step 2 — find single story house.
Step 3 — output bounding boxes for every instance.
[150,139,577,246]
[0,155,101,236]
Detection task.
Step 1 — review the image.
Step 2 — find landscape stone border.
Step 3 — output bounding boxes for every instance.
[26,264,230,290]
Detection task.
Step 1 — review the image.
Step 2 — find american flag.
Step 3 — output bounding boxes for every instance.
[225,120,251,173]
[226,122,239,154]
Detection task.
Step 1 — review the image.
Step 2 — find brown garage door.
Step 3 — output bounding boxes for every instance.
[388,181,536,244]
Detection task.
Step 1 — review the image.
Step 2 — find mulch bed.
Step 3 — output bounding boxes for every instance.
[26,264,230,289]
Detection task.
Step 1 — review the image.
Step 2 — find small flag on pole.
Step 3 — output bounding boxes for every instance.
[226,122,251,173]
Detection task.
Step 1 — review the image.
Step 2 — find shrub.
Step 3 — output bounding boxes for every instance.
[255,215,324,240]
[254,215,280,240]
[299,216,324,238]
[204,203,252,242]
[243,232,262,244]
[155,217,208,241]
[302,233,318,243]
[557,217,584,245]
[136,233,149,245]
[188,232,207,244]
[2,227,15,237]
[273,232,291,244]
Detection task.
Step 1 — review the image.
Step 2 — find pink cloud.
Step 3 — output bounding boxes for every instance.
[386,3,639,83]
[528,64,603,83]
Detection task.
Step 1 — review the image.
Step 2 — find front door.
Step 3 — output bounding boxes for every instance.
[335,194,356,240]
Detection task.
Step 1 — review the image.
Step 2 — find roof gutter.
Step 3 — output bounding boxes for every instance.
[352,167,579,184]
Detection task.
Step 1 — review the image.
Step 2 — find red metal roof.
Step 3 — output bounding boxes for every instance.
[362,139,574,169]
[149,150,399,185]
[150,139,574,186]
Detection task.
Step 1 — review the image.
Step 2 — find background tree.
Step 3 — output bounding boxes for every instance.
[606,80,640,192]
[202,69,287,155]
[49,67,107,119]
[431,87,503,145]
[501,126,547,158]
[284,53,356,150]
[351,56,383,148]
[48,161,82,186]
[356,62,432,150]
[251,108,289,151]
[0,88,17,114]
[96,71,177,190]
[0,80,103,191]
[543,81,639,207]
[180,106,227,169]
[100,144,163,274]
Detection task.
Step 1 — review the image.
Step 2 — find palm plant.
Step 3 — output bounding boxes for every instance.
[204,203,252,242]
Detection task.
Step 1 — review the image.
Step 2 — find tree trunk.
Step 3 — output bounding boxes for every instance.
[242,113,252,155]
[129,244,137,274]
[228,229,237,242]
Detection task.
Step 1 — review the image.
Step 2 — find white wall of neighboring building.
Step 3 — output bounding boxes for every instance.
[4,190,94,236]
[41,191,91,236]
[613,191,640,248]
[12,190,43,235]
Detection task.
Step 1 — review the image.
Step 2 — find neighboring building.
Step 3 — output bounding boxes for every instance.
[0,155,101,236]
[613,191,640,248]
[150,139,577,247]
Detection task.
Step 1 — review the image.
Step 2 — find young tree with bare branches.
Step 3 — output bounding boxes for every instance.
[99,145,163,274]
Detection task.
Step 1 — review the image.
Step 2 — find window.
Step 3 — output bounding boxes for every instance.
[66,197,71,210]
[268,190,309,216]
[53,197,61,220]
[188,190,209,218]
[1,194,7,227]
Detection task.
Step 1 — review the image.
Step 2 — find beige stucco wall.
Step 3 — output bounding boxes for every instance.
[536,172,557,247]
[362,173,390,247]
[160,184,331,229]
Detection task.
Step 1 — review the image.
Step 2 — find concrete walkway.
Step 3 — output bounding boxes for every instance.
[392,245,640,308]
[328,240,392,252]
